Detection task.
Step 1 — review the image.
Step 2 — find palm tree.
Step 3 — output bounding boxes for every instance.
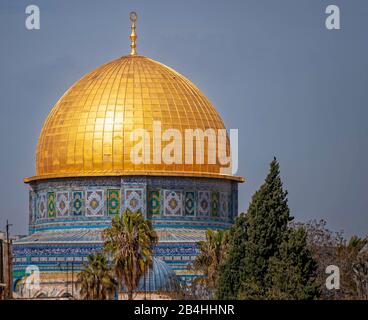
[78,253,117,300]
[193,229,229,295]
[337,235,368,298]
[103,210,158,300]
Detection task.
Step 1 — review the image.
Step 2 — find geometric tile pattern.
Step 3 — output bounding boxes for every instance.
[164,190,182,216]
[211,192,219,217]
[56,192,69,217]
[30,188,232,220]
[107,189,120,215]
[86,190,104,217]
[32,193,37,221]
[47,192,56,218]
[29,192,35,224]
[148,190,161,216]
[220,192,229,218]
[71,191,84,216]
[198,191,210,217]
[37,192,47,219]
[184,191,196,216]
[125,189,143,213]
[27,177,235,224]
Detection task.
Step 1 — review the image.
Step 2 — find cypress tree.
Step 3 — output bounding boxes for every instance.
[216,212,249,299]
[217,158,318,299]
[266,227,318,299]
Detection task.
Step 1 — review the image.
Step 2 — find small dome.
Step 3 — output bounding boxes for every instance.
[26,55,242,183]
[137,258,177,293]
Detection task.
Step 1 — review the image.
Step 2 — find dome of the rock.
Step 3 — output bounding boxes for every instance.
[13,12,243,299]
[26,54,242,183]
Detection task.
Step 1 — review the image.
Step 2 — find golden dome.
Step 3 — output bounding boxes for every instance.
[25,55,243,183]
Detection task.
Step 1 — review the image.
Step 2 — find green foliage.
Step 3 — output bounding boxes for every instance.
[217,158,318,300]
[78,253,117,300]
[265,227,318,299]
[103,209,158,300]
[336,235,368,298]
[216,212,249,299]
[291,219,344,299]
[293,219,368,299]
[192,229,229,297]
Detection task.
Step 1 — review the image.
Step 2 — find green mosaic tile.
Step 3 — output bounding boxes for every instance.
[72,191,84,216]
[107,189,120,215]
[184,191,196,216]
[148,190,161,215]
[211,192,219,217]
[47,192,56,218]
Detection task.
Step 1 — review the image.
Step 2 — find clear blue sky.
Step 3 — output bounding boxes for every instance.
[0,0,367,237]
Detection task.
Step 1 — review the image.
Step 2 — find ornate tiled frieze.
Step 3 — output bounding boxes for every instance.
[124,188,144,213]
[71,191,84,216]
[29,191,36,224]
[107,189,120,215]
[29,176,236,229]
[198,191,211,217]
[211,192,219,217]
[86,190,104,217]
[184,191,196,216]
[37,192,47,219]
[13,243,102,261]
[148,190,161,216]
[56,192,69,217]
[12,242,199,263]
[163,190,182,216]
[220,192,229,218]
[47,192,56,218]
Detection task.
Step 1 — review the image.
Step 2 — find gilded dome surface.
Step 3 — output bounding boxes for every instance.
[26,55,242,182]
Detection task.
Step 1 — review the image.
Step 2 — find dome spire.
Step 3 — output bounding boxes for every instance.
[129,11,138,55]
